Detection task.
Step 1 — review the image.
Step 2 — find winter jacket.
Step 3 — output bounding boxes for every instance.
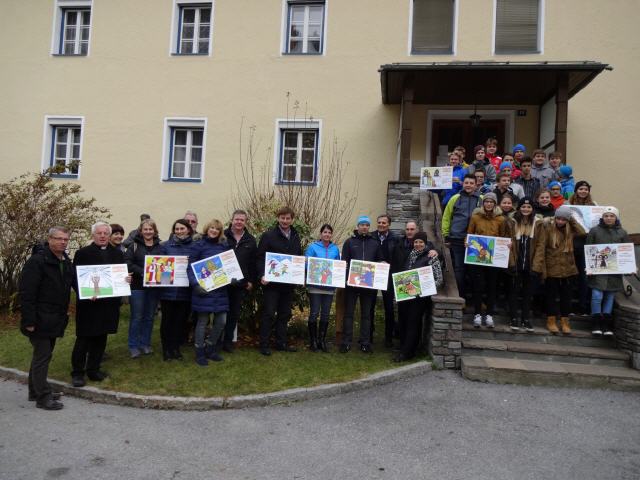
[224,227,258,288]
[441,165,468,206]
[560,177,575,199]
[467,160,497,183]
[19,245,74,338]
[188,237,230,313]
[506,215,543,274]
[488,155,502,171]
[585,219,631,292]
[532,217,586,279]
[442,190,483,240]
[515,176,542,200]
[306,240,341,261]
[493,183,525,202]
[158,234,197,302]
[125,234,163,290]
[256,226,303,282]
[467,207,509,238]
[342,231,384,265]
[400,244,436,272]
[371,230,399,263]
[531,163,555,188]
[73,243,125,336]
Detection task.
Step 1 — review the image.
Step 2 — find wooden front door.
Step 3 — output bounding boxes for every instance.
[430,119,505,166]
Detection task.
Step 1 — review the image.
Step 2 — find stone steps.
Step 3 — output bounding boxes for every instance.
[463,312,596,330]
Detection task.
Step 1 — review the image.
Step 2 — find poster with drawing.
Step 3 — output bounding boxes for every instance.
[76,264,131,300]
[143,255,189,287]
[191,250,244,292]
[464,234,510,269]
[566,206,610,231]
[347,260,390,290]
[584,243,636,275]
[306,257,347,289]
[264,252,306,285]
[420,166,453,190]
[392,266,437,302]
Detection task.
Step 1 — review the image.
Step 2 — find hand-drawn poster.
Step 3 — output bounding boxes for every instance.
[264,252,306,285]
[143,255,189,287]
[585,243,637,275]
[464,234,510,269]
[566,206,610,231]
[347,260,390,290]
[420,166,453,190]
[191,250,244,292]
[392,266,438,302]
[76,264,131,299]
[306,257,347,288]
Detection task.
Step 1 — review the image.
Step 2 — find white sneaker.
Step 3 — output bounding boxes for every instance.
[485,315,494,328]
[591,328,602,336]
[473,314,482,328]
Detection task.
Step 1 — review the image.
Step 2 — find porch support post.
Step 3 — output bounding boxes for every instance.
[555,72,569,160]
[399,83,414,181]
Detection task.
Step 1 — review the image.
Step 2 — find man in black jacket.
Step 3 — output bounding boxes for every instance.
[20,227,73,410]
[341,216,384,354]
[370,214,398,348]
[221,209,257,352]
[256,207,302,356]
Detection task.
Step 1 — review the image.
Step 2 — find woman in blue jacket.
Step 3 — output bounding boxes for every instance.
[158,219,196,361]
[187,219,230,366]
[305,224,341,352]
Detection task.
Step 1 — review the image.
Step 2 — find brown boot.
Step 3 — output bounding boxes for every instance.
[546,316,559,334]
[560,317,571,334]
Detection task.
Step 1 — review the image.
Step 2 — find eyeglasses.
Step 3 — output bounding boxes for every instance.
[51,237,70,242]
[551,187,561,191]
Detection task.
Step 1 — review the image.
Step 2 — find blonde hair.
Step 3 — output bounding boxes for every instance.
[548,219,574,253]
[138,219,158,236]
[202,219,226,242]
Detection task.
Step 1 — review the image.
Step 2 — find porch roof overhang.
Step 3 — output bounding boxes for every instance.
[379,61,611,105]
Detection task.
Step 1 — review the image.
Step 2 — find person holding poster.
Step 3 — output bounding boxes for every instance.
[585,207,630,336]
[305,224,341,352]
[532,206,586,334]
[158,219,196,361]
[256,207,303,356]
[340,216,384,354]
[188,220,230,366]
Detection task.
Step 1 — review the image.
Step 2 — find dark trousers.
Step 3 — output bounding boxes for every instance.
[574,249,590,312]
[71,334,108,377]
[449,240,467,298]
[309,292,334,324]
[222,287,247,347]
[369,287,395,342]
[397,302,409,343]
[508,273,534,320]
[160,300,190,353]
[259,286,293,348]
[400,297,430,359]
[471,266,498,315]
[545,277,573,317]
[342,287,376,346]
[28,337,56,401]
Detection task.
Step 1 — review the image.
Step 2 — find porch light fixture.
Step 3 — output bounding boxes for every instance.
[469,106,482,128]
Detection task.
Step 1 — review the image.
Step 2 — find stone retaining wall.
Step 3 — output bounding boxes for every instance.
[614,295,640,370]
[386,181,421,233]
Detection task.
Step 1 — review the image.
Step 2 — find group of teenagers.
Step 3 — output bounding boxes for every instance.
[440,138,630,336]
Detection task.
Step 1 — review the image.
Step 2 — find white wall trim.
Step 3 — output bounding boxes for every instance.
[272,118,323,186]
[161,117,208,182]
[169,0,214,57]
[41,115,85,178]
[279,0,328,56]
[50,0,94,56]
[408,0,458,55]
[492,0,544,55]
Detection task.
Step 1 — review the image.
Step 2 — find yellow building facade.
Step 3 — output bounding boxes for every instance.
[1,0,638,235]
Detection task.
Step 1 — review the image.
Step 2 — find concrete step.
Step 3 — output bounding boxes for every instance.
[462,323,616,348]
[462,355,640,391]
[462,338,629,367]
[463,313,596,330]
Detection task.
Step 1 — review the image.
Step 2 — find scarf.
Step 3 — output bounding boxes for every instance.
[408,249,422,268]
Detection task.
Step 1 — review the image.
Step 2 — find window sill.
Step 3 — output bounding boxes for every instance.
[282,52,323,56]
[171,53,210,56]
[50,173,79,179]
[410,50,454,55]
[163,178,202,183]
[275,181,317,187]
[493,50,541,55]
[51,53,88,57]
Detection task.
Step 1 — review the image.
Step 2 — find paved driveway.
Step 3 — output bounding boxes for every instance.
[1,371,639,480]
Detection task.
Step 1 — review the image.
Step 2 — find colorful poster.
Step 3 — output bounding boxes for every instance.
[264,252,306,285]
[143,255,189,287]
[464,234,510,269]
[76,264,131,300]
[392,266,438,302]
[585,243,637,275]
[347,260,390,290]
[420,166,453,190]
[566,206,611,231]
[191,250,244,292]
[306,257,347,289]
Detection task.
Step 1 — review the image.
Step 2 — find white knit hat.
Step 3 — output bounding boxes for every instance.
[603,206,620,218]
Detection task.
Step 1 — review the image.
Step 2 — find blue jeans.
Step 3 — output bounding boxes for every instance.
[308,292,334,324]
[591,288,615,315]
[128,289,159,351]
[195,312,227,348]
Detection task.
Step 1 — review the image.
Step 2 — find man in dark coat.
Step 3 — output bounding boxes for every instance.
[221,209,257,352]
[20,227,74,410]
[71,222,130,387]
[256,207,302,356]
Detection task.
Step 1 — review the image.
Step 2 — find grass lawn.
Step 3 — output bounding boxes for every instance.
[0,304,425,398]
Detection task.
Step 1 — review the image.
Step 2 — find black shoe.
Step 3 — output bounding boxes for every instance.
[71,376,86,388]
[260,347,272,356]
[521,319,534,332]
[275,344,297,352]
[339,344,351,353]
[509,318,520,331]
[360,344,373,354]
[173,349,184,360]
[29,392,62,402]
[222,343,234,354]
[87,371,109,382]
[36,396,64,411]
[384,339,393,349]
[162,350,173,361]
[393,353,407,363]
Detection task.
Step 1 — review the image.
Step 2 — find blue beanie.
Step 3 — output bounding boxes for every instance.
[513,144,526,154]
[558,165,573,178]
[499,161,513,171]
[548,181,562,189]
[357,215,371,226]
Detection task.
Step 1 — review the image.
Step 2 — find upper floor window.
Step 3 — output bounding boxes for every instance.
[51,0,92,56]
[162,118,207,182]
[285,1,325,54]
[494,0,542,54]
[42,116,84,178]
[274,119,321,185]
[170,1,213,55]
[411,0,455,54]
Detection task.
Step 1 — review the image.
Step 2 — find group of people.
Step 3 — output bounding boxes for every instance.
[441,138,629,336]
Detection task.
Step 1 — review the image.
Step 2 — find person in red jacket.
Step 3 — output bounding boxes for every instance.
[485,137,502,171]
[548,181,566,209]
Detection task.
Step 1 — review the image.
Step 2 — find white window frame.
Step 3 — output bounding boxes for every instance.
[50,0,93,56]
[162,118,208,183]
[273,119,322,186]
[491,0,544,55]
[41,115,85,178]
[407,0,458,56]
[280,0,328,56]
[169,0,214,56]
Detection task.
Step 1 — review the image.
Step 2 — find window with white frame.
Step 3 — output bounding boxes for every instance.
[176,3,212,54]
[163,118,207,182]
[285,1,325,54]
[275,120,320,185]
[52,0,92,55]
[42,116,84,178]
[411,0,455,54]
[494,0,542,54]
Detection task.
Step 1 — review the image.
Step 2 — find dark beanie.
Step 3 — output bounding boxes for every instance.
[574,180,591,191]
[518,197,534,209]
[413,232,429,244]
